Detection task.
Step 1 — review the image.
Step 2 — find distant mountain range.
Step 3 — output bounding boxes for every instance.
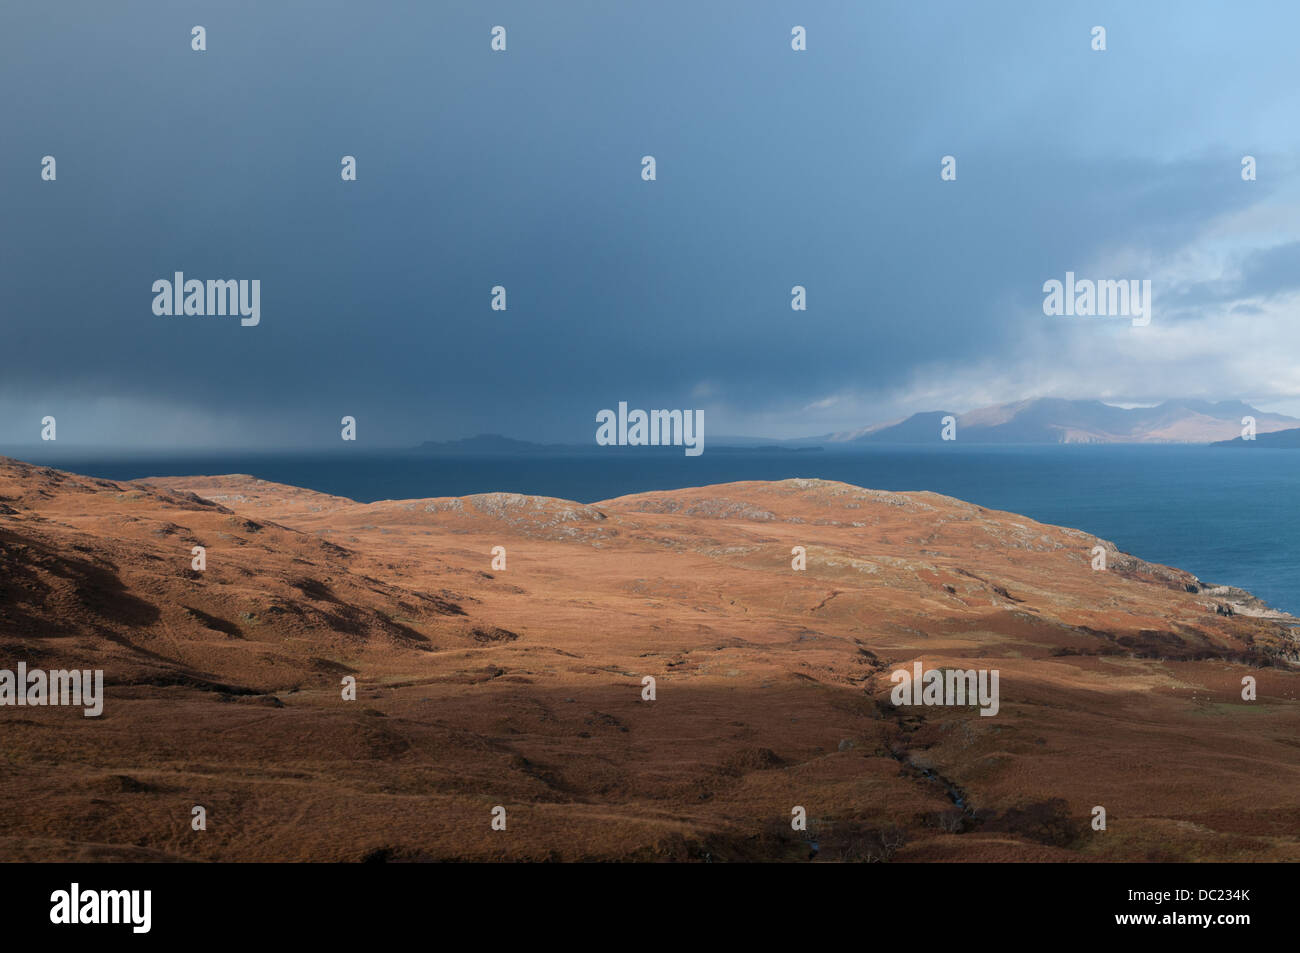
[816,398,1298,445]
[410,399,1299,454]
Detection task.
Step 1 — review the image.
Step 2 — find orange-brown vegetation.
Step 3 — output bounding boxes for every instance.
[1,458,1296,861]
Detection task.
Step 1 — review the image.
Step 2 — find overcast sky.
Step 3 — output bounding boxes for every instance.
[4,1,1300,448]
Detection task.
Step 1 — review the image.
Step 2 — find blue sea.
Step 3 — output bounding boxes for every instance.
[9,445,1298,616]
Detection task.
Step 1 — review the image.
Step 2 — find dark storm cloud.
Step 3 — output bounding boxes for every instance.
[2,1,1299,445]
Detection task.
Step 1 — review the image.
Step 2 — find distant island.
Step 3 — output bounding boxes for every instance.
[408,434,582,455]
[407,434,822,455]
[1213,426,1300,448]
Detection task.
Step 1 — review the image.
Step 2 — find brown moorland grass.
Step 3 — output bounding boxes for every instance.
[0,459,1296,861]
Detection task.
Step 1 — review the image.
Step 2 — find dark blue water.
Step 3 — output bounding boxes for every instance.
[8,445,1297,615]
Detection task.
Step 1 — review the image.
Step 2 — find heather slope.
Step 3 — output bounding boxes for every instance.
[0,458,1296,862]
